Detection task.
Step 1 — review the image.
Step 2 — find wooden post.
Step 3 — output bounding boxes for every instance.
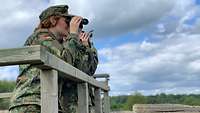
[103,91,110,113]
[0,93,12,98]
[94,88,102,113]
[102,77,110,113]
[40,69,58,113]
[78,82,89,113]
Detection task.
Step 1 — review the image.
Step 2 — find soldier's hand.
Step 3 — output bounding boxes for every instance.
[70,16,82,34]
[79,32,89,47]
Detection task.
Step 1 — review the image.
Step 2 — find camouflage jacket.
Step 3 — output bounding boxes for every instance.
[62,33,98,76]
[9,29,64,109]
[9,29,98,110]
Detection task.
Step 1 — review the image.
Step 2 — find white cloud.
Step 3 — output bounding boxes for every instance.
[50,0,196,37]
[0,0,48,48]
[0,0,199,95]
[0,0,197,48]
[188,60,200,73]
[0,66,18,80]
[96,33,200,95]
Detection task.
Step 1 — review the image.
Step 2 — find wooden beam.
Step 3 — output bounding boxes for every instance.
[0,93,12,98]
[94,74,110,79]
[94,88,102,113]
[78,83,89,113]
[0,45,110,112]
[40,50,109,91]
[0,45,42,66]
[102,79,110,113]
[40,69,58,113]
[103,91,110,113]
[0,45,109,91]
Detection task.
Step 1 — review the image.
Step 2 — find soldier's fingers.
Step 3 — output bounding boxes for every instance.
[85,33,90,38]
[82,33,89,40]
[82,33,87,39]
[79,33,83,38]
[85,36,89,41]
[77,18,82,26]
[80,33,85,39]
[73,16,82,24]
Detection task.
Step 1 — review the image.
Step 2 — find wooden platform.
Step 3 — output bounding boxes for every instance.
[0,111,8,113]
[132,104,200,113]
[0,45,110,113]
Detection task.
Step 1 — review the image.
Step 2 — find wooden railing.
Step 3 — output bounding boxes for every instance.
[0,45,110,113]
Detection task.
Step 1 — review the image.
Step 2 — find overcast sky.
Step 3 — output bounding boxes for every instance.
[0,0,200,96]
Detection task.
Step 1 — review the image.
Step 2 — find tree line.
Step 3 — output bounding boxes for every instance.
[111,92,200,111]
[0,80,15,110]
[0,80,200,111]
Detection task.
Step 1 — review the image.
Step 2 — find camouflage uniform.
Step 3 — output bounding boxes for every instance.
[63,33,98,76]
[9,5,72,113]
[61,33,98,113]
[9,5,98,113]
[9,28,65,113]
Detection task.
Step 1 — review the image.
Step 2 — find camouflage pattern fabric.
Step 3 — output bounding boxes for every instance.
[9,29,98,113]
[39,5,88,26]
[9,29,72,113]
[9,105,40,113]
[39,5,69,22]
[58,79,78,113]
[62,33,98,76]
[9,3,98,113]
[62,33,98,113]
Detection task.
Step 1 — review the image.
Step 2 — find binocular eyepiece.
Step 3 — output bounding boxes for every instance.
[65,16,89,25]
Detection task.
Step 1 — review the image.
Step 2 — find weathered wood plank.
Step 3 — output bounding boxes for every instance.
[0,45,42,66]
[94,74,110,78]
[40,69,58,113]
[78,83,89,113]
[0,45,110,113]
[103,78,110,113]
[40,50,109,91]
[103,91,110,113]
[0,93,12,98]
[0,110,9,113]
[94,88,102,113]
[0,45,109,90]
[132,104,200,113]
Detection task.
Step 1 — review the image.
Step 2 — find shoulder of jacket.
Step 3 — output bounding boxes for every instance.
[34,29,54,41]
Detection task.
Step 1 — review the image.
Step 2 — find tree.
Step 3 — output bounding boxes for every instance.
[123,92,146,110]
[0,80,15,110]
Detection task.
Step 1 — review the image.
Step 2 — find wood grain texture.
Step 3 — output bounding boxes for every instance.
[40,69,58,113]
[40,50,109,91]
[94,88,102,113]
[0,45,42,66]
[78,83,89,113]
[0,93,12,98]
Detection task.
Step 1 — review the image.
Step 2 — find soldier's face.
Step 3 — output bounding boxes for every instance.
[55,17,69,36]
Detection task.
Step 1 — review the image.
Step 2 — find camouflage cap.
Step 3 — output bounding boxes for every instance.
[39,5,71,22]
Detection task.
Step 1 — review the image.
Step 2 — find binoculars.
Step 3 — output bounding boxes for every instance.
[65,16,89,25]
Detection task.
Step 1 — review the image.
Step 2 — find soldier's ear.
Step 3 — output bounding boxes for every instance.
[49,16,57,27]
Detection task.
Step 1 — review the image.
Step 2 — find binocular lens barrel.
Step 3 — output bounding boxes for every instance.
[66,16,89,25]
[81,18,89,25]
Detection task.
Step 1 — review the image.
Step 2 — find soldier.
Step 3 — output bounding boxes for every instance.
[9,5,98,113]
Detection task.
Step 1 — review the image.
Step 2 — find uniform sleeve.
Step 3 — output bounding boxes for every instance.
[33,34,62,58]
[62,33,80,65]
[18,32,62,81]
[62,33,98,76]
[84,45,99,76]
